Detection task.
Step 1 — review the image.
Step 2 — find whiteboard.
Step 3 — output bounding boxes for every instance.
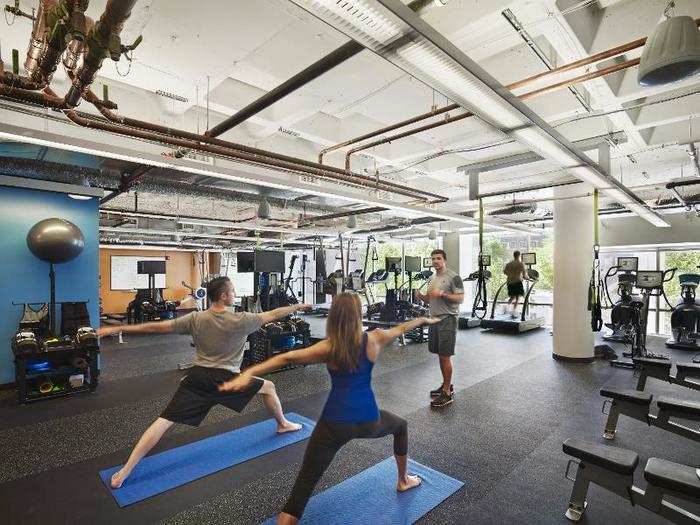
[110,256,167,290]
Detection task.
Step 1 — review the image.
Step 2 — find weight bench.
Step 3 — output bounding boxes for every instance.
[634,357,700,392]
[562,438,700,523]
[600,388,700,443]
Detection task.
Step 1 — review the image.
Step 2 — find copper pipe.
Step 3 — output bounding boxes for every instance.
[75,86,446,203]
[322,17,700,164]
[344,57,642,169]
[7,84,442,203]
[66,0,138,107]
[0,71,46,91]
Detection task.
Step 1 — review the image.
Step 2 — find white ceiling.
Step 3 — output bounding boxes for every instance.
[1,0,699,242]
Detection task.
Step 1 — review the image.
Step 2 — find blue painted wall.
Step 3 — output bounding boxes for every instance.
[0,186,99,385]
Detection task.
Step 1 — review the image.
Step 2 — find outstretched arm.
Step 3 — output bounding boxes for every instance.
[97,320,175,337]
[219,340,330,392]
[371,317,440,350]
[259,303,310,325]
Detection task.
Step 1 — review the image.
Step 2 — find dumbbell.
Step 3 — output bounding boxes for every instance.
[12,331,39,355]
[75,326,97,348]
[265,322,284,336]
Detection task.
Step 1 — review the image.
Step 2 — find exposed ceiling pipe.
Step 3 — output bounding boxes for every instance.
[299,206,387,225]
[3,82,446,204]
[199,0,436,140]
[0,156,333,213]
[317,17,700,164]
[65,0,139,107]
[501,8,591,113]
[344,57,641,170]
[478,179,582,199]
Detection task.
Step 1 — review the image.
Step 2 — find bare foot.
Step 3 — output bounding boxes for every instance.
[277,421,303,434]
[397,474,421,492]
[110,468,130,489]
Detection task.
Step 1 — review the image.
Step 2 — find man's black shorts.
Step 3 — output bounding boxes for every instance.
[428,315,457,356]
[161,366,264,427]
[507,281,525,298]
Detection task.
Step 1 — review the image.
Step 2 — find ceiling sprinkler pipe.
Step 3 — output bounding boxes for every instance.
[66,0,138,107]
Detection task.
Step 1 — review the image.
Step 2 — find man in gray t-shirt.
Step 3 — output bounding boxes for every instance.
[97,276,308,489]
[417,249,464,408]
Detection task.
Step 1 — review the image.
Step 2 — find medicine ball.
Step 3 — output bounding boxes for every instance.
[26,218,85,263]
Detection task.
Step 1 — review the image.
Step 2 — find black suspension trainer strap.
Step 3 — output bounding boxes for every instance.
[589,190,603,332]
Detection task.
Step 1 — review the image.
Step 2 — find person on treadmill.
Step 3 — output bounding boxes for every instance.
[503,251,529,319]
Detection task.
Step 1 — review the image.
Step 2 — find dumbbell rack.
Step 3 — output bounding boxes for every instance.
[243,326,311,372]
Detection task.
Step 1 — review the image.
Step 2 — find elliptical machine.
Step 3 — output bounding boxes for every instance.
[602,257,641,343]
[611,268,675,369]
[459,254,492,329]
[666,268,700,351]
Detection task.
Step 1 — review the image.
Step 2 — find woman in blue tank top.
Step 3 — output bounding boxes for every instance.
[220,292,439,524]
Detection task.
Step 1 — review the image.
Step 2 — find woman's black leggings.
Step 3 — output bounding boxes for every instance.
[282,409,408,519]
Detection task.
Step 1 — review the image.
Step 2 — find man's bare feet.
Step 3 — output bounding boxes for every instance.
[397,474,422,492]
[110,468,130,489]
[277,421,303,434]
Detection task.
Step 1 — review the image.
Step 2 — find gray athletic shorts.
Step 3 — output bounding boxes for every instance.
[428,315,457,356]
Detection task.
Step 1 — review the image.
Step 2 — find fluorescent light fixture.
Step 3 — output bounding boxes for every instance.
[289,0,670,228]
[511,128,581,168]
[68,193,93,200]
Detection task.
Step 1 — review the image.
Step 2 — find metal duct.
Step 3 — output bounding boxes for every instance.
[0,157,334,213]
[66,0,138,107]
[489,203,538,216]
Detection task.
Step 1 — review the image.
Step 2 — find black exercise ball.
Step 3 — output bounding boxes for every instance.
[26,218,85,263]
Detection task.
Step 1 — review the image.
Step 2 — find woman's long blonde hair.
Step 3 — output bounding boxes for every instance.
[326,292,364,372]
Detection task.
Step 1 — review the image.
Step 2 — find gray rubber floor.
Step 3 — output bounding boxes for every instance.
[0,316,698,524]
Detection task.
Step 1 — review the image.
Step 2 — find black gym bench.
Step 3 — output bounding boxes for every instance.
[633,357,700,392]
[600,388,700,443]
[562,438,700,523]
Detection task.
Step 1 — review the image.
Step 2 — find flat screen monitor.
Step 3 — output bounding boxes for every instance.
[137,260,166,275]
[236,252,255,273]
[479,254,491,267]
[423,257,431,268]
[636,270,663,289]
[522,252,536,265]
[385,257,402,272]
[617,257,638,272]
[254,250,285,273]
[404,255,422,273]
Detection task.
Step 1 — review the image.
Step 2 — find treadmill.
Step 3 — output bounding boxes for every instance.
[480,252,545,333]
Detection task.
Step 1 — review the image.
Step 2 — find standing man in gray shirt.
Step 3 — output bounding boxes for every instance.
[97,276,308,489]
[417,249,464,408]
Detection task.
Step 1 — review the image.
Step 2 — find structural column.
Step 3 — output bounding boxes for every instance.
[443,233,461,274]
[552,185,595,362]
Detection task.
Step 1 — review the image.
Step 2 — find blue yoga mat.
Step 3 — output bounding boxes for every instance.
[100,412,315,507]
[262,457,464,524]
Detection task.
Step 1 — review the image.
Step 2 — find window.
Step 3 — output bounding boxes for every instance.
[659,249,700,335]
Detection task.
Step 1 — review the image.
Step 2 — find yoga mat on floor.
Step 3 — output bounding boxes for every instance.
[262,457,465,524]
[99,412,315,507]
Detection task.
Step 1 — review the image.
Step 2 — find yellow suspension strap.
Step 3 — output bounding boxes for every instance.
[589,190,603,331]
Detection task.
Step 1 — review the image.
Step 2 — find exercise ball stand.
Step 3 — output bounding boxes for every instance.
[25,218,86,336]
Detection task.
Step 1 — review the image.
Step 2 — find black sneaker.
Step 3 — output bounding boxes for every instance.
[430,384,454,398]
[431,391,454,408]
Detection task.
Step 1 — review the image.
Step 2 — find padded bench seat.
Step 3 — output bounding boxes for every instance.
[677,363,700,378]
[632,357,672,369]
[657,396,700,417]
[645,458,700,500]
[563,438,639,475]
[600,388,652,406]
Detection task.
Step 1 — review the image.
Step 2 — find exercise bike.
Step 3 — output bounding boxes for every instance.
[665,269,700,351]
[611,268,675,369]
